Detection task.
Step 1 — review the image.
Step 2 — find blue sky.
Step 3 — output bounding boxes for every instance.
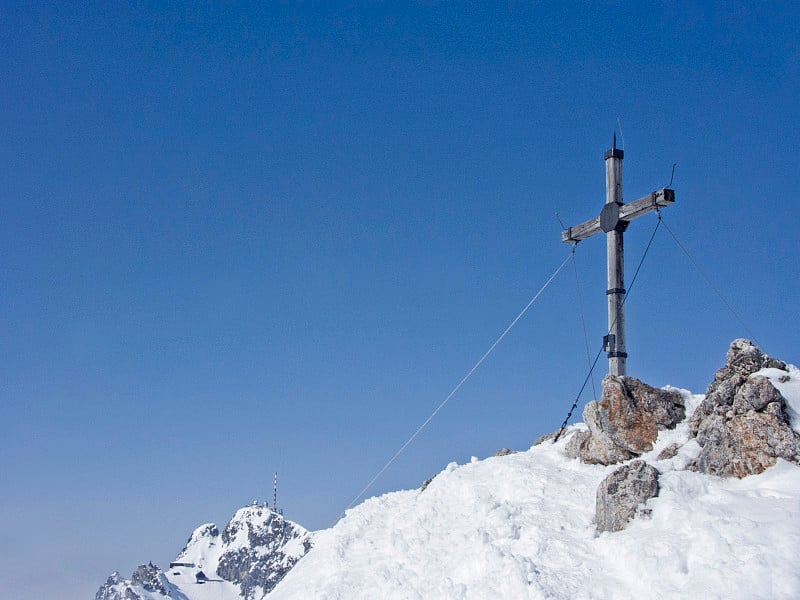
[1,2,798,598]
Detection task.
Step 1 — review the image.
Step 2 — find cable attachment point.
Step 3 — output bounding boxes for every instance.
[666,163,677,188]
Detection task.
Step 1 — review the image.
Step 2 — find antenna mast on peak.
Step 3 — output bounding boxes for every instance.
[273,471,278,511]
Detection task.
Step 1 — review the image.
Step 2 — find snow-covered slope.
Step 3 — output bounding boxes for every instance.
[269,368,800,600]
[96,504,311,600]
[98,361,800,600]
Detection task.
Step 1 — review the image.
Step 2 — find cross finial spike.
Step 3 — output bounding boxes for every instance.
[605,133,623,161]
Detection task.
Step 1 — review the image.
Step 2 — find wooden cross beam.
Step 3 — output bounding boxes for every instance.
[561,136,675,376]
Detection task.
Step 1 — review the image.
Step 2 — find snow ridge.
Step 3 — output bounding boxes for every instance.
[97,357,800,600]
[269,375,800,600]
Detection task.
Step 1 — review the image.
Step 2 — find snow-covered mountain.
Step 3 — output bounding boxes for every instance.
[96,503,311,600]
[98,341,800,599]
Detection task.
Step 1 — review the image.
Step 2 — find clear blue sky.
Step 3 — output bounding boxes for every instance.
[1,2,798,598]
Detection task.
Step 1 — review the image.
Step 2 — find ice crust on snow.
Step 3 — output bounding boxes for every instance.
[270,376,800,600]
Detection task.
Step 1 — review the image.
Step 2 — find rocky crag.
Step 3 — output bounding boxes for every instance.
[565,374,685,465]
[209,504,313,599]
[95,563,185,600]
[564,339,800,532]
[687,339,800,477]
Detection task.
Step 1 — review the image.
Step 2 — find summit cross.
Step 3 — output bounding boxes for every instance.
[561,135,675,377]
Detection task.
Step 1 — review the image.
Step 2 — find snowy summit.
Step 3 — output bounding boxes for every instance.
[99,341,800,600]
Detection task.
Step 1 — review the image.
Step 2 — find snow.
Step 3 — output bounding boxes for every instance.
[99,367,800,600]
[158,519,246,600]
[165,567,242,600]
[757,364,800,433]
[268,375,800,600]
[152,504,309,600]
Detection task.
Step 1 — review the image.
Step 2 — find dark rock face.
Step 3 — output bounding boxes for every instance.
[215,505,312,600]
[688,339,800,478]
[595,460,660,532]
[566,375,684,465]
[131,563,168,594]
[190,523,219,541]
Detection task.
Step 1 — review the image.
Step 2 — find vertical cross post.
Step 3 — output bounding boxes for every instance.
[604,135,627,376]
[561,136,675,376]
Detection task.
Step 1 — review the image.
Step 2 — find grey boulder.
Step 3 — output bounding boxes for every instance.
[688,340,800,478]
[595,460,660,532]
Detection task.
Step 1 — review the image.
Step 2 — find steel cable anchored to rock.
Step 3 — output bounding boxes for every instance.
[554,339,800,533]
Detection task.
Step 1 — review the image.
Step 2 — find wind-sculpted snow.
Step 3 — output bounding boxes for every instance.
[270,372,800,600]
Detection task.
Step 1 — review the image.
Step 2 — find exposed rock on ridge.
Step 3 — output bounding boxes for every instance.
[595,460,659,532]
[566,375,684,465]
[688,339,800,477]
[568,339,799,531]
[95,564,182,600]
[213,504,312,600]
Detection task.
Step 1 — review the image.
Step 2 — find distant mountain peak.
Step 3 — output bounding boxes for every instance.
[96,503,312,600]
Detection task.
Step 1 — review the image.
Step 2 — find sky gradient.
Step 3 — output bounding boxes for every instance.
[1,2,799,599]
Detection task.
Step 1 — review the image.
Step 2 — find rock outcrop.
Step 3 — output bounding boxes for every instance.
[595,460,660,532]
[570,339,799,531]
[94,564,181,600]
[214,504,312,600]
[130,563,170,595]
[566,375,684,465]
[688,339,800,477]
[492,447,516,457]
